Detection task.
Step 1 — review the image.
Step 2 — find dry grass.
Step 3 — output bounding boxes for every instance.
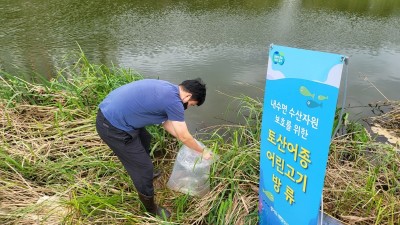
[323,102,400,225]
[0,85,259,225]
[2,97,398,224]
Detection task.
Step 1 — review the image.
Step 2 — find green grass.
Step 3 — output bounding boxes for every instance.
[0,52,399,225]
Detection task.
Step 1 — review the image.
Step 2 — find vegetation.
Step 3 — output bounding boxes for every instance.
[0,52,399,225]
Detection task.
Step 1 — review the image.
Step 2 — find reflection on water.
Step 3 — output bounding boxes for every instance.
[1,0,399,131]
[301,0,400,16]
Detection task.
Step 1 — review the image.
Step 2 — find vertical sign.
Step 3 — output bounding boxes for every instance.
[259,45,346,225]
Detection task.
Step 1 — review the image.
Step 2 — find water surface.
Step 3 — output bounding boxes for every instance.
[1,0,399,132]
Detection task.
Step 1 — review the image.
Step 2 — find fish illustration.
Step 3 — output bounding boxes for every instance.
[318,95,328,101]
[299,86,315,99]
[306,100,323,108]
[263,189,274,202]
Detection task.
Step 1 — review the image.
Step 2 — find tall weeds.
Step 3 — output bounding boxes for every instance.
[0,53,399,225]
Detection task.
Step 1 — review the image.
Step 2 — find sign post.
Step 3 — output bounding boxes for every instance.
[259,44,346,225]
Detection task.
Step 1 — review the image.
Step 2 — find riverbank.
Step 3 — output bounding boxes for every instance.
[1,55,398,224]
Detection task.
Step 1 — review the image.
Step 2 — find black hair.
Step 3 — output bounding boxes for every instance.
[180,78,206,106]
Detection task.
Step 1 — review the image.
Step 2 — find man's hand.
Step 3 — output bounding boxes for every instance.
[202,147,213,160]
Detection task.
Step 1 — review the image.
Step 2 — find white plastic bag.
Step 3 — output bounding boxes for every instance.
[167,140,214,197]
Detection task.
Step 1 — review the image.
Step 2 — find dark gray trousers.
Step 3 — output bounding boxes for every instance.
[96,109,154,196]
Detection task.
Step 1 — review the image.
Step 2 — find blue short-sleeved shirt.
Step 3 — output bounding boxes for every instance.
[99,79,185,132]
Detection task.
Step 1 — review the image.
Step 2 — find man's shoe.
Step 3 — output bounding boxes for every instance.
[138,192,171,219]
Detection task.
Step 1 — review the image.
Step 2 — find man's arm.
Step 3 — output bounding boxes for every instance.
[162,120,204,153]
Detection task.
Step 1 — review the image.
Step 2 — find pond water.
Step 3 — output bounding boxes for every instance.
[1,0,400,132]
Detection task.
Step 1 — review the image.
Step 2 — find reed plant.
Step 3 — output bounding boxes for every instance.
[0,53,399,225]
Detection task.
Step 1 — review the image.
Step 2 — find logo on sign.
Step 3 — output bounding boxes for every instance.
[273,51,285,65]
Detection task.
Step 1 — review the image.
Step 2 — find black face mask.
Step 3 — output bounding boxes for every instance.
[182,102,188,110]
